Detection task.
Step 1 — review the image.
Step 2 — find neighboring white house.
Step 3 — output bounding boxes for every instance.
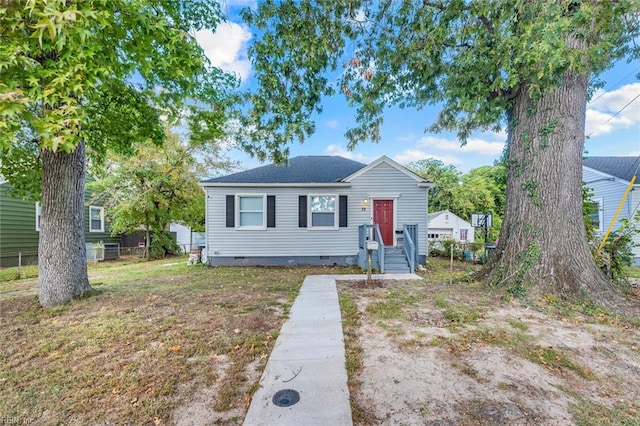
[427,210,475,243]
[200,156,433,272]
[169,223,193,253]
[583,156,640,265]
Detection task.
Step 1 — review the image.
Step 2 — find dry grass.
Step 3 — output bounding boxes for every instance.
[0,259,354,425]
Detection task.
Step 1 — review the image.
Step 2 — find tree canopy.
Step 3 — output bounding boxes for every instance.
[0,0,233,186]
[239,0,638,162]
[408,159,506,242]
[239,0,639,310]
[0,0,235,307]
[89,130,234,258]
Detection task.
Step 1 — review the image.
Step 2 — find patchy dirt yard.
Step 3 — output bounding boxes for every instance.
[2,258,638,425]
[338,261,640,426]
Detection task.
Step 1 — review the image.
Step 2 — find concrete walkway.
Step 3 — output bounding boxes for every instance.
[243,273,422,426]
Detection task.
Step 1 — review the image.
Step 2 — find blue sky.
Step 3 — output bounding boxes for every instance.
[196,2,640,173]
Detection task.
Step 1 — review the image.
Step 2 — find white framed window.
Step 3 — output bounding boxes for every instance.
[589,198,604,233]
[309,194,337,228]
[236,194,266,229]
[35,202,41,231]
[460,229,468,241]
[89,206,104,232]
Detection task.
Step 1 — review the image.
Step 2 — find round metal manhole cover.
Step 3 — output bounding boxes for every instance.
[272,389,300,407]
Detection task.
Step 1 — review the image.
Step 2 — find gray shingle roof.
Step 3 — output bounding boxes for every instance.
[202,156,367,184]
[583,156,640,182]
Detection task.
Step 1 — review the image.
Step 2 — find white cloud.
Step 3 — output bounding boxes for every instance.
[196,21,252,83]
[395,134,417,143]
[392,149,462,166]
[221,0,257,8]
[586,82,640,137]
[324,145,376,163]
[415,135,505,156]
[325,120,340,129]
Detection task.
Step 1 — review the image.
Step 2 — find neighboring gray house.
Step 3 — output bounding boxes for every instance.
[200,155,433,273]
[428,210,475,243]
[583,156,640,264]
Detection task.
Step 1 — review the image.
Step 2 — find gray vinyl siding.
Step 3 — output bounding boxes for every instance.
[205,161,428,258]
[206,187,359,257]
[583,168,632,233]
[583,167,640,262]
[349,162,428,255]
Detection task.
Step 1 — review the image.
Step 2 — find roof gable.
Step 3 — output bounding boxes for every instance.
[342,155,430,184]
[201,156,366,184]
[583,157,640,183]
[428,210,471,225]
[428,210,446,221]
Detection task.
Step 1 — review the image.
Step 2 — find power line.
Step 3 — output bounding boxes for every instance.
[589,64,640,105]
[586,91,640,138]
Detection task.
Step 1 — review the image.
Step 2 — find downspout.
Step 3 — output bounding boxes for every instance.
[425,184,432,261]
[202,185,208,264]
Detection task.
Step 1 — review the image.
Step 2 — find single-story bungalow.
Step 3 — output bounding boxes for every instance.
[200,155,433,273]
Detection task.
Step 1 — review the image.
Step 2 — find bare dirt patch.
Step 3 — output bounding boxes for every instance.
[339,260,640,425]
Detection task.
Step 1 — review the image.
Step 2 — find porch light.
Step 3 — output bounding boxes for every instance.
[361,198,369,207]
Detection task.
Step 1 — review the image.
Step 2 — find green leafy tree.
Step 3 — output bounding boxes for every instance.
[407,159,461,213]
[0,1,233,307]
[90,131,233,259]
[409,160,506,243]
[457,164,507,243]
[595,220,638,284]
[239,0,639,308]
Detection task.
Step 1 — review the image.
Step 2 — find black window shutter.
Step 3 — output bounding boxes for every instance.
[225,195,234,227]
[267,196,276,228]
[298,196,307,227]
[339,195,348,227]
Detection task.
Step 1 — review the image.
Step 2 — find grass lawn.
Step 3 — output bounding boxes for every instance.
[0,258,354,425]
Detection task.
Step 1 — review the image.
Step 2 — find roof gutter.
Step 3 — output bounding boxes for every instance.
[200,182,352,188]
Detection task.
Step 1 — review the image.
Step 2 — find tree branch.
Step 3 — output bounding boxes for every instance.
[478,15,494,34]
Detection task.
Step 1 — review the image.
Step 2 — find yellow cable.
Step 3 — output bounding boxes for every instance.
[595,175,636,257]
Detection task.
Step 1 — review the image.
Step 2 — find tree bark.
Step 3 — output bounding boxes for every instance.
[484,71,623,309]
[38,141,92,307]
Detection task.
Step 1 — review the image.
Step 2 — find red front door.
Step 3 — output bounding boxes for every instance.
[373,200,394,245]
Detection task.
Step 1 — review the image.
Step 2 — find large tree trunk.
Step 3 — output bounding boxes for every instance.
[485,71,623,309]
[38,141,92,307]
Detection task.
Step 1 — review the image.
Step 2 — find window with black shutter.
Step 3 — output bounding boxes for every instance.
[267,195,276,228]
[339,195,347,227]
[225,195,234,227]
[298,195,307,227]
